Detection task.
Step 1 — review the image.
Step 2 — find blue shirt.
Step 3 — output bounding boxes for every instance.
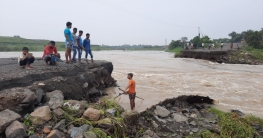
[83,38,91,50]
[64,28,73,43]
[77,36,83,46]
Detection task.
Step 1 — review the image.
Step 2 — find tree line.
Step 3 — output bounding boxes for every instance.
[169,29,263,50]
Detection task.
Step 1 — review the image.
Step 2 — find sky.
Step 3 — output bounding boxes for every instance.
[0,0,263,45]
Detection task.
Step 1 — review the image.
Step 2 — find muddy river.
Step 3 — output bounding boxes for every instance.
[1,51,263,117]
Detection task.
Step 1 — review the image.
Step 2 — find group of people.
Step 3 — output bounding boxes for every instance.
[18,21,94,69]
[64,22,93,64]
[17,22,137,111]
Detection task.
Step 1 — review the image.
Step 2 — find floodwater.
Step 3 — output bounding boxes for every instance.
[1,51,263,117]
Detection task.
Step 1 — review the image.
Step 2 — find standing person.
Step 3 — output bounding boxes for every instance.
[208,43,211,50]
[18,47,35,69]
[64,22,73,63]
[72,28,78,62]
[83,33,93,64]
[202,43,204,49]
[42,41,60,66]
[230,43,233,50]
[122,73,136,111]
[76,30,84,63]
[191,43,194,50]
[221,42,224,50]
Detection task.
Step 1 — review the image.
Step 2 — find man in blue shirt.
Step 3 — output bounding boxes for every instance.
[83,33,93,63]
[64,22,73,63]
[76,30,84,63]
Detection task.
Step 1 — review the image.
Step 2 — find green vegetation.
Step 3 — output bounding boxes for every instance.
[228,46,263,62]
[166,47,183,57]
[187,108,263,138]
[0,36,164,52]
[23,115,35,135]
[241,46,263,60]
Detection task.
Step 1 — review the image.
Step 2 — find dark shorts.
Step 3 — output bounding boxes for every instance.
[129,93,136,99]
[19,57,34,66]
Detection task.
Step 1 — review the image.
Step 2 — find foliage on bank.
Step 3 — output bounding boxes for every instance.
[227,46,263,64]
[187,108,263,138]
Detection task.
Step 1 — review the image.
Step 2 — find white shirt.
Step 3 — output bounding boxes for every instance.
[18,53,26,63]
[72,34,78,46]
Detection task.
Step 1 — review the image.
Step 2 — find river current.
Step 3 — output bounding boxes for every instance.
[1,51,263,117]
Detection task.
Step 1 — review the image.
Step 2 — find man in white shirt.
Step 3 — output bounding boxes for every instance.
[221,42,224,50]
[18,47,35,69]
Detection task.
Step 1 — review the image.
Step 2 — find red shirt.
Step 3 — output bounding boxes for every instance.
[42,45,57,58]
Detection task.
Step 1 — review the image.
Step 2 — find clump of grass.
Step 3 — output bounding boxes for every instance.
[165,47,183,55]
[186,131,217,138]
[187,108,263,138]
[62,111,92,127]
[94,98,124,118]
[245,116,263,127]
[111,117,126,138]
[208,107,255,138]
[92,128,107,138]
[23,115,35,135]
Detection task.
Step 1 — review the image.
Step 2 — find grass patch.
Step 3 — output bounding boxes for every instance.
[92,128,108,138]
[166,47,183,53]
[208,108,255,138]
[23,115,35,135]
[241,46,263,60]
[186,108,263,138]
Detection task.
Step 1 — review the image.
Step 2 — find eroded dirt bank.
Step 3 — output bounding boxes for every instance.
[0,58,116,114]
[177,50,263,65]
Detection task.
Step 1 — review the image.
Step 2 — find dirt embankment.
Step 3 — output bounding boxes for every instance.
[0,58,116,114]
[177,50,263,65]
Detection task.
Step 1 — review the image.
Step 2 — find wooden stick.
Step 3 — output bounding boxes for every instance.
[118,88,144,100]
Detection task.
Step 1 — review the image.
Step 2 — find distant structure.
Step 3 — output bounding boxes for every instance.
[14,35,20,38]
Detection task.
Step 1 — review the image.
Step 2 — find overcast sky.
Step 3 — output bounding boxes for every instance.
[0,0,263,45]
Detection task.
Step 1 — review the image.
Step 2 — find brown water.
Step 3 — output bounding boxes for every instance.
[2,51,263,117]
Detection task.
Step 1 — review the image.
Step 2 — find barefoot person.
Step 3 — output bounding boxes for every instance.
[18,47,35,69]
[72,28,78,62]
[76,30,84,63]
[83,33,93,63]
[122,73,136,111]
[64,22,73,63]
[42,41,60,66]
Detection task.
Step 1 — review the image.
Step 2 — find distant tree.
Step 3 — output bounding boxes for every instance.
[244,30,262,48]
[228,31,237,39]
[216,38,230,43]
[200,36,212,43]
[181,37,188,43]
[190,36,200,48]
[168,40,182,50]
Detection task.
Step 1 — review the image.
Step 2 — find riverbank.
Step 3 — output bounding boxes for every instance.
[176,46,263,65]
